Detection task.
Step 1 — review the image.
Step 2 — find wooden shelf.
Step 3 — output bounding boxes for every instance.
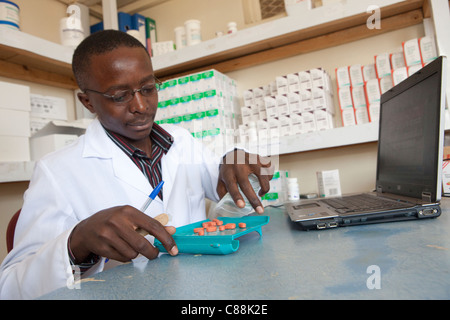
[0,28,77,89]
[153,0,426,79]
[240,122,379,158]
[0,124,377,182]
[0,1,426,87]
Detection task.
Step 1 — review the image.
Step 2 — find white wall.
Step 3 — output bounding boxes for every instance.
[141,0,246,44]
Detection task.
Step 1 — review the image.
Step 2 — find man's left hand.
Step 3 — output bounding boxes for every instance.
[217,149,274,214]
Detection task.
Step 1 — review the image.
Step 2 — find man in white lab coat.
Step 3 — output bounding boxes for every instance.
[0,30,272,299]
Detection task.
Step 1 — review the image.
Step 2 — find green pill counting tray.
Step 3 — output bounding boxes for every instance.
[154,216,269,255]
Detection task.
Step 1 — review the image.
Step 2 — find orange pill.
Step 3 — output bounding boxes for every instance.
[216,220,223,226]
[219,225,225,231]
[206,226,217,232]
[202,222,211,228]
[194,227,204,233]
[197,229,204,236]
[224,223,236,230]
[238,222,246,228]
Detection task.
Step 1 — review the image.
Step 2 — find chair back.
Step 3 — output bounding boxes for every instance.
[6,209,21,253]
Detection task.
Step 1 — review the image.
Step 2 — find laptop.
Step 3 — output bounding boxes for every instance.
[286,56,447,230]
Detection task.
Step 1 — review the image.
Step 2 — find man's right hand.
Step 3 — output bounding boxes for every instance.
[69,205,178,264]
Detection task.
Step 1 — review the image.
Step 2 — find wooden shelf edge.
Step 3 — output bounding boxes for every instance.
[0,29,77,89]
[162,9,423,80]
[0,59,78,90]
[4,111,450,183]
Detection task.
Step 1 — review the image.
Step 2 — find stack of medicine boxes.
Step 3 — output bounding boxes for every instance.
[29,93,74,161]
[240,68,335,148]
[0,81,31,162]
[154,69,239,155]
[336,35,438,127]
[336,62,378,127]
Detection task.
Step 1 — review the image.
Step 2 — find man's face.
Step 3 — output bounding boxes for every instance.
[78,46,158,146]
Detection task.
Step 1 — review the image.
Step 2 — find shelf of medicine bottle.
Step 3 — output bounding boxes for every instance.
[0,0,425,87]
[259,107,450,156]
[152,0,425,79]
[0,123,378,183]
[0,28,77,90]
[249,121,379,157]
[279,121,379,155]
[3,111,450,183]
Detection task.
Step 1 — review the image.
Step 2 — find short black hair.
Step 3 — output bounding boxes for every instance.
[72,29,149,90]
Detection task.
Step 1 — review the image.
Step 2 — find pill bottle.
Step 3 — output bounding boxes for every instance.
[174,26,186,50]
[184,19,201,46]
[60,5,84,48]
[227,21,237,34]
[287,177,300,201]
[211,173,261,218]
[60,17,84,48]
[127,29,146,46]
[0,0,20,30]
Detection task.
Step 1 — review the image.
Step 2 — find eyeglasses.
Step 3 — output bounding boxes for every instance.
[84,78,162,104]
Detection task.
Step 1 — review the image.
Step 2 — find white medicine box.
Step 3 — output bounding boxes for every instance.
[30,94,68,120]
[317,169,342,198]
[0,136,30,162]
[0,81,31,111]
[30,134,78,161]
[0,109,30,137]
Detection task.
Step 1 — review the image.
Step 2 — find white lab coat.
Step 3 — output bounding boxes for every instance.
[0,118,221,299]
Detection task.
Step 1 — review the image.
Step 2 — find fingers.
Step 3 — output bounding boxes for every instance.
[237,175,265,214]
[225,176,246,209]
[133,213,178,259]
[218,150,274,214]
[222,173,264,214]
[112,217,178,262]
[135,213,169,236]
[216,180,228,200]
[75,206,178,263]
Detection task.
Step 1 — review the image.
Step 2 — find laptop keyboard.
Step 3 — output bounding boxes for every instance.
[321,193,412,214]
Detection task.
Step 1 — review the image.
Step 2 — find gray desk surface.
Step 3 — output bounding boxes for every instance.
[40,199,450,300]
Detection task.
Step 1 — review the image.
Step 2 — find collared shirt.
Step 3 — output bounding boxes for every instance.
[68,123,173,272]
[103,123,173,200]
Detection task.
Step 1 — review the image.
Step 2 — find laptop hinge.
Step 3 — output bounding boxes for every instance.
[422,192,432,202]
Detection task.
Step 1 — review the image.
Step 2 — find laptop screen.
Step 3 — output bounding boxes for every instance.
[376,56,446,202]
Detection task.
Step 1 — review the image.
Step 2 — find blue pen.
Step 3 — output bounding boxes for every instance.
[106,181,165,263]
[134,180,165,238]
[140,180,164,212]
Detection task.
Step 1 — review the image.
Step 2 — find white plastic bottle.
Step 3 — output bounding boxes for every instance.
[287,177,300,201]
[211,173,261,218]
[184,19,201,46]
[174,26,186,49]
[60,4,84,48]
[227,21,237,34]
